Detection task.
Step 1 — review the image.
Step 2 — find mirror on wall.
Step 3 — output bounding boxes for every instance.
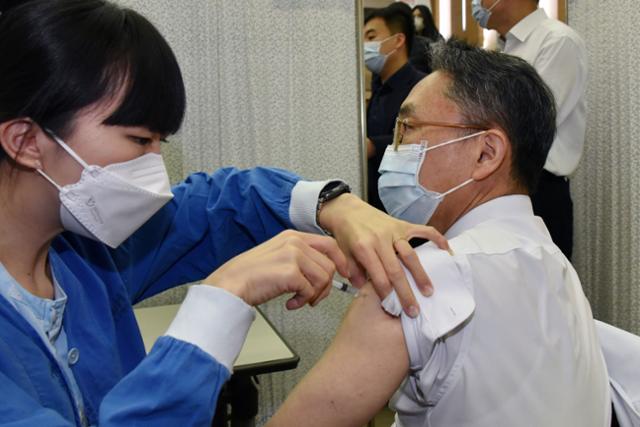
[358,0,445,210]
[357,0,567,208]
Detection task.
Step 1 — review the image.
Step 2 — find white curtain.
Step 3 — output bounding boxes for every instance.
[569,1,640,335]
[119,0,363,422]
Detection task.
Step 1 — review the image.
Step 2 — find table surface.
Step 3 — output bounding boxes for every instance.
[134,304,298,373]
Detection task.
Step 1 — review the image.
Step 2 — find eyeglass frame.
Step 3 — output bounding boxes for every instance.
[392,117,488,150]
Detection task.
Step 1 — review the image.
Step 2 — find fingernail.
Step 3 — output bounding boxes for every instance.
[447,248,455,256]
[423,286,433,297]
[408,305,420,318]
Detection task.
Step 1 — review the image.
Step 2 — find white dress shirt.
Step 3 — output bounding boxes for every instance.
[595,320,640,427]
[502,9,588,177]
[385,195,610,426]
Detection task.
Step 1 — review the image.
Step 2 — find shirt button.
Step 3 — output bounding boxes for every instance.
[67,348,80,365]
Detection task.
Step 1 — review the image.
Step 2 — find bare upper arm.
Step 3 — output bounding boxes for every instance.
[267,284,409,427]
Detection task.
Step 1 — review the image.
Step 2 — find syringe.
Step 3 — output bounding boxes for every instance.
[332,280,359,296]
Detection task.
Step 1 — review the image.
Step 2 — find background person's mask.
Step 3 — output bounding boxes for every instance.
[378,131,485,225]
[364,35,398,75]
[37,131,174,248]
[472,0,502,29]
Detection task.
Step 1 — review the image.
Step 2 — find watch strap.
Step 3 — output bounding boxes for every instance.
[316,181,351,235]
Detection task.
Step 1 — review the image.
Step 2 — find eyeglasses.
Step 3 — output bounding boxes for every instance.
[392,118,487,150]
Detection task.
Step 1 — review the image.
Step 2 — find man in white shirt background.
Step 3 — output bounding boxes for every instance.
[472,0,588,260]
[267,39,609,427]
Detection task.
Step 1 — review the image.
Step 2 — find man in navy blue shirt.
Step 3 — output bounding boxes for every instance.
[364,5,426,211]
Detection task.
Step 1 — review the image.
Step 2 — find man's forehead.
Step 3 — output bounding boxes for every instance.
[364,17,389,34]
[400,73,459,120]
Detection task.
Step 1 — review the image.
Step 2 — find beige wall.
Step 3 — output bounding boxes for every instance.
[569,0,640,334]
[364,0,394,8]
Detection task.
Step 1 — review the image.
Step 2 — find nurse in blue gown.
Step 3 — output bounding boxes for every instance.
[0,0,448,425]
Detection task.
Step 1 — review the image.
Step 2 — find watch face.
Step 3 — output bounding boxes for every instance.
[321,182,350,202]
[322,181,342,194]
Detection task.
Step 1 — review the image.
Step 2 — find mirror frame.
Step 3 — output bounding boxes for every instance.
[355,0,368,201]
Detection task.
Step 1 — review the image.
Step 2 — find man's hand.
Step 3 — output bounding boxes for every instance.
[203,230,349,309]
[318,193,449,318]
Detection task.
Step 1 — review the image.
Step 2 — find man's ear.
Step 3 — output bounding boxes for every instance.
[0,119,44,170]
[471,129,509,181]
[394,32,406,50]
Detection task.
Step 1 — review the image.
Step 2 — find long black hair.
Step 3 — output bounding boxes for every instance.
[412,5,441,41]
[0,0,186,160]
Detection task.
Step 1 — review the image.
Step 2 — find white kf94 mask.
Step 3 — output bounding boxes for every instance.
[37,130,174,248]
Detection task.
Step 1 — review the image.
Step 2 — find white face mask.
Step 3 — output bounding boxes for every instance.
[37,130,174,248]
[414,16,425,32]
[378,131,486,225]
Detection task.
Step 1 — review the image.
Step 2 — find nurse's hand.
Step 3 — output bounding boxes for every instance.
[317,193,450,318]
[203,230,349,310]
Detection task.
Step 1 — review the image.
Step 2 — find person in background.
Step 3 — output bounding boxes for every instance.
[0,0,449,425]
[364,4,425,212]
[412,4,443,73]
[472,0,587,260]
[390,2,439,74]
[268,39,609,427]
[413,4,442,42]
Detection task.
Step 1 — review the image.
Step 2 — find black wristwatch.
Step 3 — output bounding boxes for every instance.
[316,181,351,235]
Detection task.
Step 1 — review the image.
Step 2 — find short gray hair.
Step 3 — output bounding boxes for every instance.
[431,39,556,193]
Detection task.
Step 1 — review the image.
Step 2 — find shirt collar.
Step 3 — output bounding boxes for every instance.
[379,62,417,90]
[507,8,548,43]
[0,262,67,341]
[445,195,534,239]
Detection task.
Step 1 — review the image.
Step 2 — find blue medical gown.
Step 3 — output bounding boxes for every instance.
[0,167,299,426]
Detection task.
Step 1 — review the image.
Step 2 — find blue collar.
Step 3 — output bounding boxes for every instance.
[373,62,421,91]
